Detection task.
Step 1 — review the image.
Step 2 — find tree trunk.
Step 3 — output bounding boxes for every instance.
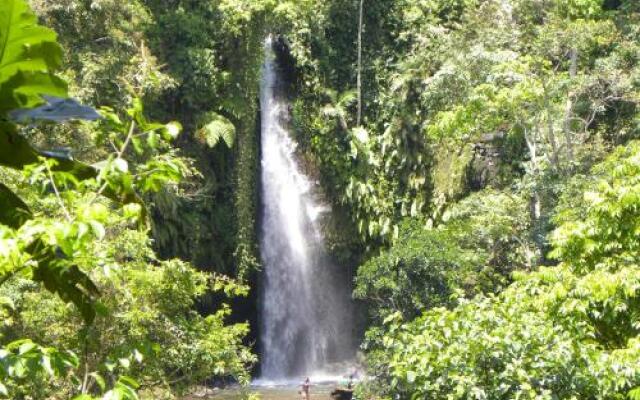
[563,47,578,165]
[525,125,544,263]
[543,89,559,171]
[524,128,540,218]
[357,0,364,126]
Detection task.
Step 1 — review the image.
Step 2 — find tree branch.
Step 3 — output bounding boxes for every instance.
[46,162,72,221]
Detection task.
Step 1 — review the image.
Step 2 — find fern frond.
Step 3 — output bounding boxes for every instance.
[338,89,358,108]
[197,112,236,148]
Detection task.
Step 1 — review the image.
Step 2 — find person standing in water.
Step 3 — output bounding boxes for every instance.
[301,377,311,400]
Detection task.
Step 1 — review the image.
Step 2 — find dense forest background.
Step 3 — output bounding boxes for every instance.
[1,0,640,398]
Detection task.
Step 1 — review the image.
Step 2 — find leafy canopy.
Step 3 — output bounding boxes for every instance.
[365,141,640,399]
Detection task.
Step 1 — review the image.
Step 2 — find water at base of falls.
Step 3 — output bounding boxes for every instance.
[188,383,339,400]
[258,35,356,381]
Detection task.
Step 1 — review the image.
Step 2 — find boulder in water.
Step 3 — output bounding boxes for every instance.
[330,388,353,400]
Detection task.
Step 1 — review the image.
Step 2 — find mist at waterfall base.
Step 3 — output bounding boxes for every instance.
[257,36,358,386]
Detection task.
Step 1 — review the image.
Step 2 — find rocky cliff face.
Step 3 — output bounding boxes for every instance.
[466,132,506,191]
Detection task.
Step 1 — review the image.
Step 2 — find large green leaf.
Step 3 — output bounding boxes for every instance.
[0,0,67,116]
[0,122,95,177]
[0,122,143,207]
[28,239,100,324]
[0,1,142,326]
[0,183,31,228]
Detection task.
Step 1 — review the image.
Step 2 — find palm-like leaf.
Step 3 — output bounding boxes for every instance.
[337,89,357,109]
[321,89,357,131]
[197,112,236,148]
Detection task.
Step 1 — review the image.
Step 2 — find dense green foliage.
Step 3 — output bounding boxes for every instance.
[355,190,534,322]
[0,1,254,398]
[30,0,267,276]
[365,143,640,399]
[325,0,640,399]
[291,0,638,245]
[211,0,640,398]
[2,0,640,398]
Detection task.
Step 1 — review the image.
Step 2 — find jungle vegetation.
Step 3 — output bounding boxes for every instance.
[1,0,640,399]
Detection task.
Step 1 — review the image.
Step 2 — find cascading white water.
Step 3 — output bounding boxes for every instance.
[259,36,355,381]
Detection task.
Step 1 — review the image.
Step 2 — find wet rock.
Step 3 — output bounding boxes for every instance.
[330,388,353,400]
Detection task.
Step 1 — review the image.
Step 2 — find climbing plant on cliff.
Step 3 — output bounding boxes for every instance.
[283,0,639,250]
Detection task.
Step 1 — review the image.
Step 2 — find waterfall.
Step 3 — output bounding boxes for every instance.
[259,36,355,381]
